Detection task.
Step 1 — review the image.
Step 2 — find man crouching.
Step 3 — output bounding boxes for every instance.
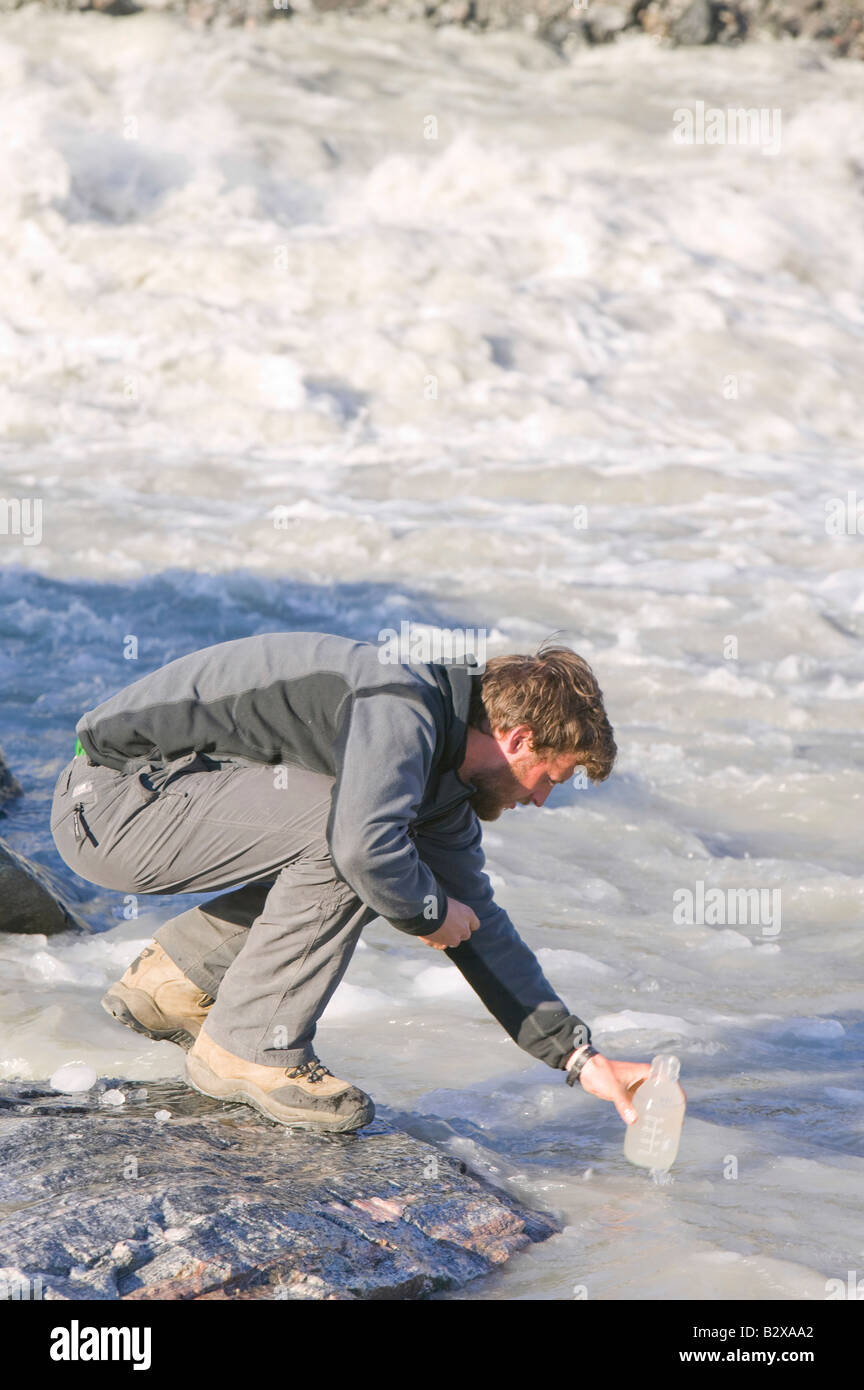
[51,632,649,1131]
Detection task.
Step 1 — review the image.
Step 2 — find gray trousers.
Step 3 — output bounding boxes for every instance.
[50,751,378,1067]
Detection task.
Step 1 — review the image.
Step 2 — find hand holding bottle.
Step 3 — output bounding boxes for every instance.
[573,1053,652,1124]
[623,1054,686,1170]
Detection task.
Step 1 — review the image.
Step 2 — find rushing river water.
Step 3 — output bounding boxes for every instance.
[0,8,862,1300]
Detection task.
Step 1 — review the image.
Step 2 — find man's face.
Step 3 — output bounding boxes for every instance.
[468,731,580,822]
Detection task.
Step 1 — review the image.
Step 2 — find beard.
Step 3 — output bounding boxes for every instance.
[468,764,524,821]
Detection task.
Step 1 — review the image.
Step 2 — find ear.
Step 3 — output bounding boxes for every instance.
[497,725,535,756]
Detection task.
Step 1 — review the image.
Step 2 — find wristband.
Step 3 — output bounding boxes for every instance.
[565,1044,599,1087]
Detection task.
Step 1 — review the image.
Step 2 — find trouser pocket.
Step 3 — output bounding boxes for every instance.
[51,757,109,834]
[51,761,129,855]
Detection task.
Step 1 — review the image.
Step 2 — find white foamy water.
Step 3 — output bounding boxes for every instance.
[0,10,862,1301]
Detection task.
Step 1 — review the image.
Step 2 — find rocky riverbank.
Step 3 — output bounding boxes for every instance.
[0,0,860,59]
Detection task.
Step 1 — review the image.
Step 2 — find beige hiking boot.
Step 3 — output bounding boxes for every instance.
[101,942,214,1051]
[185,1027,375,1133]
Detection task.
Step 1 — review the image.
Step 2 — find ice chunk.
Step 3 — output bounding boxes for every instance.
[824,1088,864,1105]
[50,1062,98,1093]
[591,1011,695,1037]
[412,965,471,999]
[699,929,752,951]
[777,1018,845,1041]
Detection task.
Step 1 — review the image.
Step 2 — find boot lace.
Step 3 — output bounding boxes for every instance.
[286,1058,332,1085]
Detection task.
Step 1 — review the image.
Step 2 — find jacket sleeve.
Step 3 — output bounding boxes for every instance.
[413,802,592,1070]
[326,689,449,934]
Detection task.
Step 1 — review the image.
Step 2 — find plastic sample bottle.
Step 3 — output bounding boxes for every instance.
[623,1054,686,1171]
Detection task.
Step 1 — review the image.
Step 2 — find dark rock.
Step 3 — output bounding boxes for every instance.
[0,840,89,935]
[0,745,22,808]
[0,1079,557,1300]
[714,2,748,43]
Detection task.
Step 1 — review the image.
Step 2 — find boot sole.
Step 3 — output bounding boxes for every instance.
[101,987,197,1052]
[185,1053,374,1134]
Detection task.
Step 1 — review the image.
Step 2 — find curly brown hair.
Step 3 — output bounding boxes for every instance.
[468,642,617,782]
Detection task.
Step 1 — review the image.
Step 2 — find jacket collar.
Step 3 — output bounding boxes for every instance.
[432,662,480,774]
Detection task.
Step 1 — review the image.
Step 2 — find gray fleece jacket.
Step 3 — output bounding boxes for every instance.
[76,631,591,1069]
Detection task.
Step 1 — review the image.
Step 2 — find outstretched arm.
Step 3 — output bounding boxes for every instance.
[413,800,590,1071]
[414,800,649,1121]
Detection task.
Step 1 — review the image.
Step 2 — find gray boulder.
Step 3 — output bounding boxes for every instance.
[0,840,89,935]
[0,1078,556,1300]
[671,0,715,43]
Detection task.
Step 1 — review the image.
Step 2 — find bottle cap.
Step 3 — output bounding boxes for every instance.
[651,1054,680,1082]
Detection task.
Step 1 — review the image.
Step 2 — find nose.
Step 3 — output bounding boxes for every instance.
[530,784,552,808]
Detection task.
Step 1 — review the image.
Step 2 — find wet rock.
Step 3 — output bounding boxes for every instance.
[0,746,22,809]
[0,1079,557,1300]
[0,840,89,935]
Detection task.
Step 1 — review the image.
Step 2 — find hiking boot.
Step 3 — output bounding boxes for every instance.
[185,1027,375,1133]
[101,941,214,1050]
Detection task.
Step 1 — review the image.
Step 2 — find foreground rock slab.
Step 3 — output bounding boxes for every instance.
[0,1079,556,1300]
[0,839,89,935]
